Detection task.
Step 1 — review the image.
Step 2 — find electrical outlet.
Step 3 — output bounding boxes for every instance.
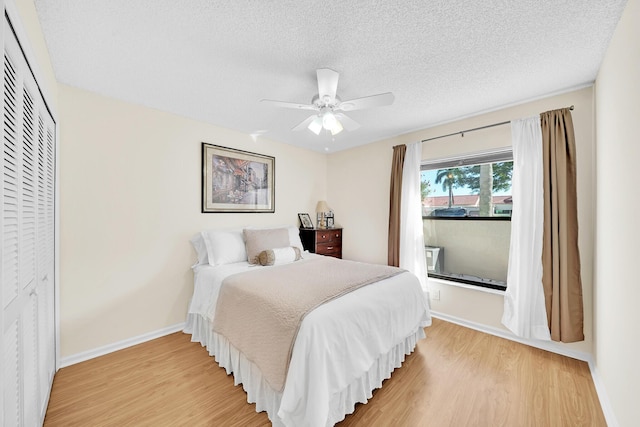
[431,290,440,301]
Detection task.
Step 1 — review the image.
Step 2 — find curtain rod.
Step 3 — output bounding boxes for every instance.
[420,105,574,143]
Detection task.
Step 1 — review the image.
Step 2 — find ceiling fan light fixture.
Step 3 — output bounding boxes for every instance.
[322,111,337,130]
[330,119,343,136]
[265,68,394,137]
[308,116,323,135]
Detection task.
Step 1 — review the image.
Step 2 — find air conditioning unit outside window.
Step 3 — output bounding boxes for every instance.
[425,246,444,273]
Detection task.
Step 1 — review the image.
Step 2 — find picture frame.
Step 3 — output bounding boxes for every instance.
[202,143,275,213]
[298,213,314,229]
[326,216,334,228]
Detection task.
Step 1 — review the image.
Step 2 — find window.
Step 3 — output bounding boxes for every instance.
[421,149,513,291]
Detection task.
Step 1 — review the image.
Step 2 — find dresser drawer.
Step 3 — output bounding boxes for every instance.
[316,229,342,243]
[317,243,342,258]
[317,242,340,252]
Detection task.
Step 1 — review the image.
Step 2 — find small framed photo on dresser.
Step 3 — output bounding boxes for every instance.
[325,211,335,228]
[298,213,314,229]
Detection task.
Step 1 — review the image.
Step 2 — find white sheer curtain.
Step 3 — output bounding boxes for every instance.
[502,117,550,340]
[400,142,429,291]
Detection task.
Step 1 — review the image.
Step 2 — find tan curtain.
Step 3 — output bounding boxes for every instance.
[541,108,584,343]
[388,144,406,267]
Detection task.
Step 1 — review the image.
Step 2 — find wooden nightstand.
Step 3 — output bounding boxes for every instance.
[299,228,342,259]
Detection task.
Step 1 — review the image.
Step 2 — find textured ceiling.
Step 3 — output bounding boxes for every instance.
[34,0,627,153]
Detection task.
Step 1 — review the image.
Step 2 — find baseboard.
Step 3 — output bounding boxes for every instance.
[430,311,618,426]
[58,322,186,369]
[587,361,619,427]
[430,311,591,361]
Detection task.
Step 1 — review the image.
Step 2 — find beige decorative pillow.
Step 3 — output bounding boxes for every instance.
[244,228,290,265]
[257,247,302,266]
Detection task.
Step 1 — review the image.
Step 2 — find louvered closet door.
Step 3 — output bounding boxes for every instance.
[36,106,56,418]
[2,14,56,427]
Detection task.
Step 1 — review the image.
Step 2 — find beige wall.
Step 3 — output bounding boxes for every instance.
[594,0,640,425]
[325,140,392,264]
[58,84,327,357]
[328,86,595,355]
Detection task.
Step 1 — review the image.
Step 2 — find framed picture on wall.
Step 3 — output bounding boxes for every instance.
[201,143,275,213]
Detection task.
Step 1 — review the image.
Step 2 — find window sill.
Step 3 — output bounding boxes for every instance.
[427,277,506,296]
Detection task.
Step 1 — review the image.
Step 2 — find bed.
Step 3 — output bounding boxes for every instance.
[184,226,431,426]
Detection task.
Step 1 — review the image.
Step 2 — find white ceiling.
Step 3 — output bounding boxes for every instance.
[33,0,627,153]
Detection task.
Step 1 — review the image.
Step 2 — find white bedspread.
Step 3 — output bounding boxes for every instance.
[185,254,431,426]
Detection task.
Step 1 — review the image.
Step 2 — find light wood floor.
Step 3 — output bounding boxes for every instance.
[44,318,606,426]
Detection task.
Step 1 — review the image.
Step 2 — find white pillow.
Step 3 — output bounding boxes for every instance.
[189,233,209,265]
[201,229,247,266]
[286,226,304,252]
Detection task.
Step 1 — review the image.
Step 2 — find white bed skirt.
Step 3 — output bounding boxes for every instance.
[184,313,425,426]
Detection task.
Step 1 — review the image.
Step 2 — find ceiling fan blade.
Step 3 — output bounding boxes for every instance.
[336,92,395,111]
[291,115,318,132]
[316,68,339,102]
[261,99,318,111]
[335,113,360,131]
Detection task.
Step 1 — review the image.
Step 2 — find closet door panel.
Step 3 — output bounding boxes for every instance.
[37,276,54,408]
[2,13,57,425]
[3,49,19,310]
[3,319,20,426]
[2,38,23,427]
[22,295,38,427]
[36,116,55,416]
[21,87,36,292]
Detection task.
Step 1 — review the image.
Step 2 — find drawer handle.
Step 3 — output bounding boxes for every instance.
[321,235,326,239]
[327,246,333,250]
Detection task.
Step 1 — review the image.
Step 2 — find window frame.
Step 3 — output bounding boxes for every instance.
[421,148,513,291]
[420,147,513,171]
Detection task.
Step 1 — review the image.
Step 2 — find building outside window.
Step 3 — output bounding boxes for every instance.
[421,149,513,291]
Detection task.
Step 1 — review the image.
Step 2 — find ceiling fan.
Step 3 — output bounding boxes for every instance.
[261,68,395,136]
